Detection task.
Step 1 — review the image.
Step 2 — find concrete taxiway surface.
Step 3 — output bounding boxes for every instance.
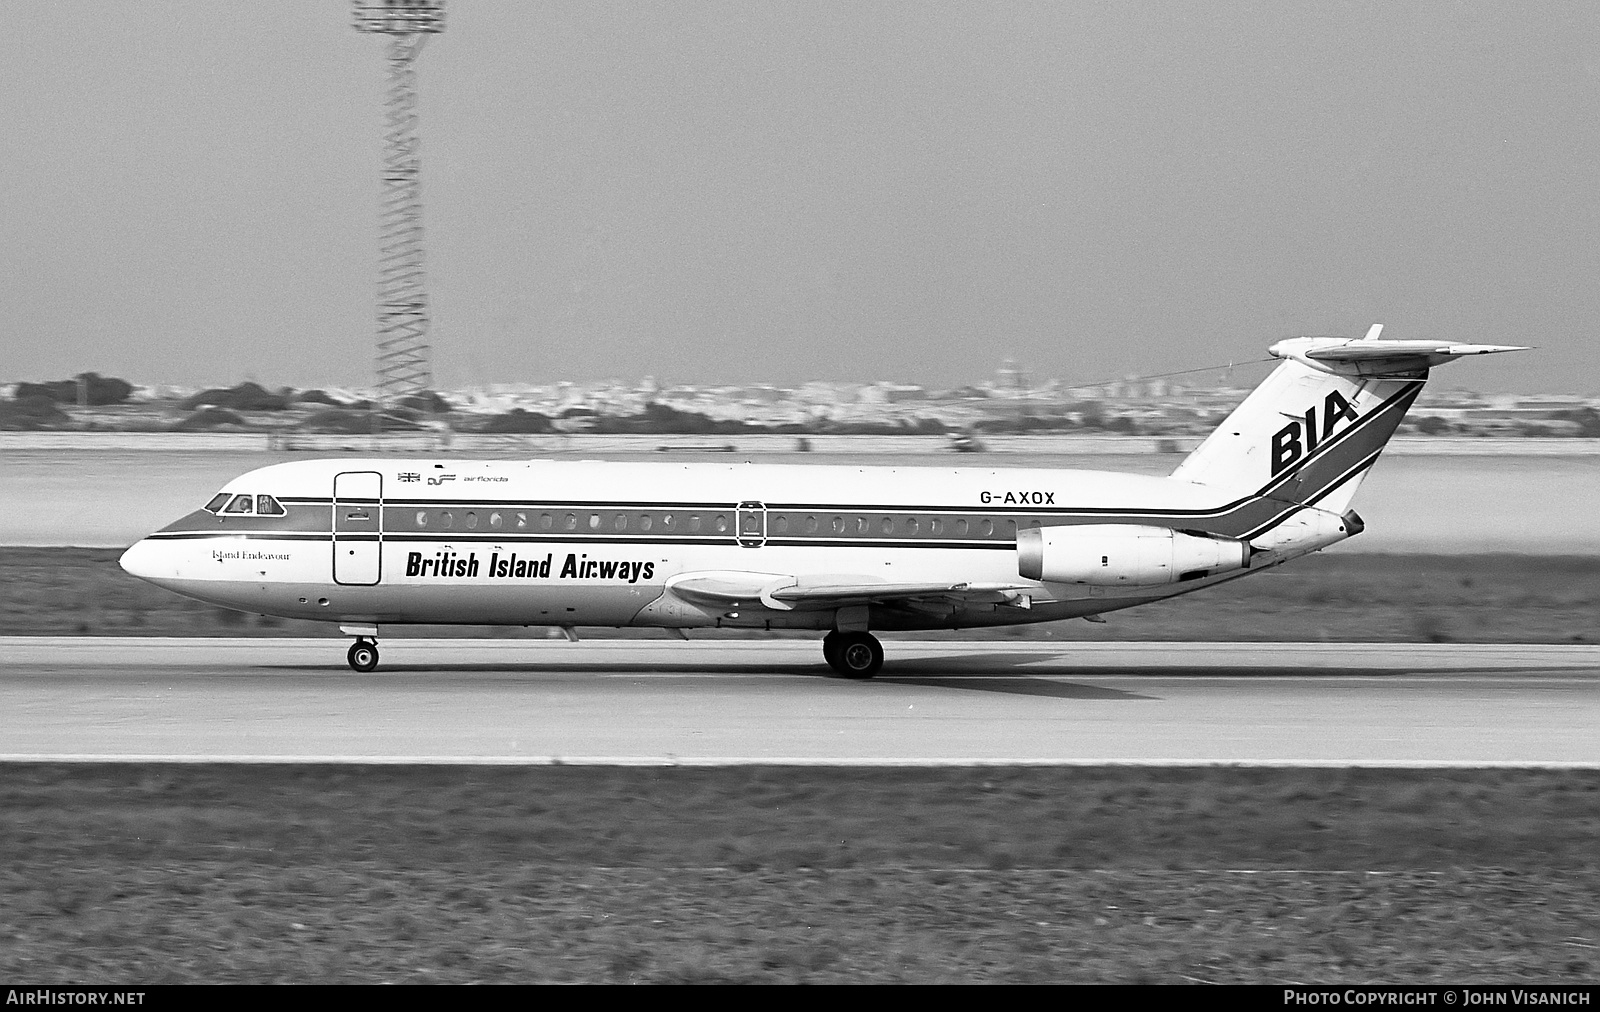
[2,638,1597,766]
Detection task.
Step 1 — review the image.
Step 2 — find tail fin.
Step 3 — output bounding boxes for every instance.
[1171,326,1526,513]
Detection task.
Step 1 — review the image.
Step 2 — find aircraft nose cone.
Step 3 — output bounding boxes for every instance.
[119,539,163,582]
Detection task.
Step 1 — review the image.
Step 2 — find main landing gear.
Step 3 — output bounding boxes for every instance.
[822,630,883,679]
[347,638,379,673]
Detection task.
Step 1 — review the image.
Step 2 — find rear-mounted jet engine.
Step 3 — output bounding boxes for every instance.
[1016,524,1250,585]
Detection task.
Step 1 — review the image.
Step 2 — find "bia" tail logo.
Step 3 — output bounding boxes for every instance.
[1271,390,1359,477]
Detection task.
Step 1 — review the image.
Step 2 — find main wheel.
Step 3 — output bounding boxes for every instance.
[822,631,844,671]
[832,631,883,679]
[347,640,379,672]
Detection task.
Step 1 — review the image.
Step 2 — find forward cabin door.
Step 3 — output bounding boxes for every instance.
[333,471,383,585]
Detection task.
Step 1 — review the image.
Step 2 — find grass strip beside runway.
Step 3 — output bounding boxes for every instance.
[1,764,1596,983]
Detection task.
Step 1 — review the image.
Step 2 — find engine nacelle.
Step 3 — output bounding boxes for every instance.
[1017,524,1250,586]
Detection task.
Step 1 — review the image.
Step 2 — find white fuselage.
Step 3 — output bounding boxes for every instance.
[119,456,1323,633]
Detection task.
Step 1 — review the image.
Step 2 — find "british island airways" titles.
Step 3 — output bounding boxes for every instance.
[404,550,655,583]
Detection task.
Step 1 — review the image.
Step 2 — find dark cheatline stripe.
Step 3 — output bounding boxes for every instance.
[1248,381,1422,504]
[147,531,334,542]
[387,534,1018,552]
[763,539,1013,551]
[384,533,734,548]
[1305,448,1384,511]
[156,506,333,536]
[143,529,1017,552]
[385,497,733,509]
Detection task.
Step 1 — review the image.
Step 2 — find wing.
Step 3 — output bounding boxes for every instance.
[665,571,1038,612]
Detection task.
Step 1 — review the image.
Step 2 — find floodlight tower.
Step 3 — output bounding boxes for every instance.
[352,1,446,430]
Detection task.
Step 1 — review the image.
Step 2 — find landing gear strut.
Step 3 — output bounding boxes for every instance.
[347,638,379,673]
[822,630,883,679]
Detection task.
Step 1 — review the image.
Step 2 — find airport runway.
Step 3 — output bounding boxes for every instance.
[2,638,1597,766]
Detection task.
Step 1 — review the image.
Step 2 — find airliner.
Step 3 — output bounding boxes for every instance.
[119,327,1523,676]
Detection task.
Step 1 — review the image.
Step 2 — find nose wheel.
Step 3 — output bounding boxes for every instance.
[347,639,379,672]
[822,631,883,679]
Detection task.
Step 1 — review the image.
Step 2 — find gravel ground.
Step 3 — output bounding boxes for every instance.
[2,765,1596,983]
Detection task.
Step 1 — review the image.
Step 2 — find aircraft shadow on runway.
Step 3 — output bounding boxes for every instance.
[273,651,1177,700]
[886,658,1574,680]
[298,661,1156,701]
[268,654,1577,703]
[874,676,1154,700]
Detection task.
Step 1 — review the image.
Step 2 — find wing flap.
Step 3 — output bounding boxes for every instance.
[770,581,1026,606]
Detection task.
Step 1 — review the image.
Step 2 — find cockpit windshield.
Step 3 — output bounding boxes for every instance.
[204,492,286,516]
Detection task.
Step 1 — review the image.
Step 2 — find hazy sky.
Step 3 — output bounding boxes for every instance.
[3,2,1597,392]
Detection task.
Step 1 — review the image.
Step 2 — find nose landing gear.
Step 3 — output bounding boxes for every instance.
[347,638,379,672]
[822,630,883,679]
[340,624,381,672]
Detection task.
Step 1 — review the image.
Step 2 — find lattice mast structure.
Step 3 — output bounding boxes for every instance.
[352,2,446,431]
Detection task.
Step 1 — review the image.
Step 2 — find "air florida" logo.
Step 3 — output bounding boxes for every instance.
[1271,390,1359,477]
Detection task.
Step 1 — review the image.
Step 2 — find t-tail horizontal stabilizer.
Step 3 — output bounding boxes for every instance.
[1269,325,1529,378]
